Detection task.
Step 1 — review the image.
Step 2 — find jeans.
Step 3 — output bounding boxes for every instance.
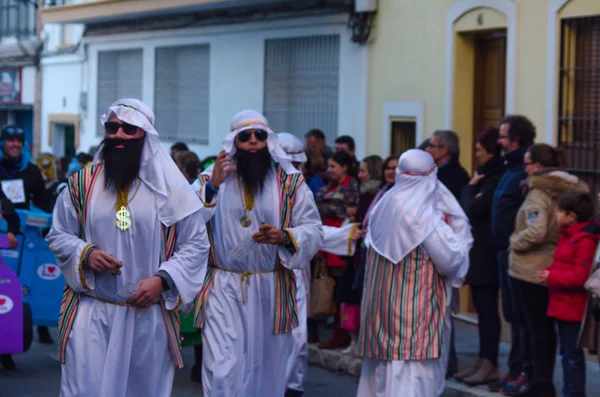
[512,278,557,385]
[557,320,586,397]
[471,284,501,366]
[497,250,532,375]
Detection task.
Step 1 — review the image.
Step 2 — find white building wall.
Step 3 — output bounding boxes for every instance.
[42,14,368,159]
[20,66,36,105]
[40,54,83,153]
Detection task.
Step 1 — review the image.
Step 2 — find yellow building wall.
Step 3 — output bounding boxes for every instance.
[514,0,549,142]
[366,0,457,156]
[367,0,600,161]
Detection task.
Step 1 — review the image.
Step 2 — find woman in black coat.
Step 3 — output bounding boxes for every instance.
[456,127,506,386]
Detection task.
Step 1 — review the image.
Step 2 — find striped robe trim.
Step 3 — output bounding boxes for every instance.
[357,248,447,361]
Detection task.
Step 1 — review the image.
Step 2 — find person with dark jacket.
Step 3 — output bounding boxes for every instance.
[425,129,469,377]
[457,127,505,386]
[426,129,470,200]
[488,115,536,395]
[0,125,56,351]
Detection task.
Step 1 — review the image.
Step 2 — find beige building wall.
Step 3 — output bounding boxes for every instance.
[367,0,600,171]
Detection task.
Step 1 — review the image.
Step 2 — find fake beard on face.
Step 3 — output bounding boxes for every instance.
[233,147,273,196]
[100,137,145,191]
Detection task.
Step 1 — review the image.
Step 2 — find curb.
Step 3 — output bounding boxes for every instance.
[307,344,497,397]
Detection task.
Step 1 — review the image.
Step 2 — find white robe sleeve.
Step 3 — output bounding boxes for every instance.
[278,183,324,269]
[46,190,96,293]
[191,178,217,223]
[421,219,470,285]
[320,223,360,257]
[158,210,209,311]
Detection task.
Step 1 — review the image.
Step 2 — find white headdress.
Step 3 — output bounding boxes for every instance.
[221,110,297,174]
[96,98,202,227]
[365,149,472,264]
[277,132,307,164]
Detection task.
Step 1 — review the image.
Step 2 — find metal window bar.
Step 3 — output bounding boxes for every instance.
[263,35,340,145]
[0,0,36,39]
[558,16,600,196]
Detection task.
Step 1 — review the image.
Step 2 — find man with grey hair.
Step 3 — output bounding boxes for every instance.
[426,129,470,200]
[425,129,470,379]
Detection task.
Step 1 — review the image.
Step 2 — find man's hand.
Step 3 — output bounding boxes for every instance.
[210,150,236,189]
[252,223,285,245]
[469,172,485,186]
[127,276,163,308]
[352,228,367,241]
[6,232,18,249]
[536,269,549,286]
[88,250,123,275]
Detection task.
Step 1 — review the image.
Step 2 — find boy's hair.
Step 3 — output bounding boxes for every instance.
[557,191,594,223]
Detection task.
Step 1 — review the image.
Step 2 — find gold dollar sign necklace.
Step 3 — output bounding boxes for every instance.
[237,181,255,228]
[115,179,142,232]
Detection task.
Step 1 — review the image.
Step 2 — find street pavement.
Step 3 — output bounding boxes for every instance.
[1,328,464,396]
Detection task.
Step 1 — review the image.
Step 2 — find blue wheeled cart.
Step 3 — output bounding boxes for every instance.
[0,209,63,327]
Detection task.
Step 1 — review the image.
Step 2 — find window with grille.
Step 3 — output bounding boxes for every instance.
[390,119,416,156]
[263,35,340,145]
[558,16,600,194]
[97,49,143,135]
[0,0,36,39]
[154,44,210,144]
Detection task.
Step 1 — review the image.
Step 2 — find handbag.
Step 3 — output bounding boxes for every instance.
[309,256,337,320]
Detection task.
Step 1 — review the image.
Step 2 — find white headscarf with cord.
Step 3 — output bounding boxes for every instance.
[277,132,308,164]
[95,98,202,227]
[365,149,473,265]
[203,109,298,176]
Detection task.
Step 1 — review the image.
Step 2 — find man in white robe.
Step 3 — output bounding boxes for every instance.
[277,132,360,397]
[357,149,472,397]
[191,111,323,397]
[47,99,209,397]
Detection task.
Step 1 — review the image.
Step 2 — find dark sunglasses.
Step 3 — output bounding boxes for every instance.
[104,121,139,136]
[237,129,268,143]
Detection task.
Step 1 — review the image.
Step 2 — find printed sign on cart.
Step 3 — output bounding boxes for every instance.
[37,264,61,280]
[0,294,14,314]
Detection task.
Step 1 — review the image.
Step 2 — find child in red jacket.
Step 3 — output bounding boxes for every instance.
[537,191,598,397]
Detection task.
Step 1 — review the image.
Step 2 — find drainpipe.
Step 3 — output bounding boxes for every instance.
[32,0,43,157]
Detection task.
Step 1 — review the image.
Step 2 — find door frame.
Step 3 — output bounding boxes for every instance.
[47,113,80,154]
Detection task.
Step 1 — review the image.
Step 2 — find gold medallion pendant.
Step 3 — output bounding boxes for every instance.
[116,206,132,231]
[240,214,252,228]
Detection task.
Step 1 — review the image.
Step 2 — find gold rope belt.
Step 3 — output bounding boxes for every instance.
[83,293,160,307]
[213,266,280,305]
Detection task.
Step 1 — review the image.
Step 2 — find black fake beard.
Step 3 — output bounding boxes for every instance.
[233,147,273,196]
[100,137,144,191]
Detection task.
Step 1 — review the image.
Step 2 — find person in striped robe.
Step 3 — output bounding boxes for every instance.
[46,99,209,397]
[191,111,324,397]
[277,131,362,397]
[358,149,473,397]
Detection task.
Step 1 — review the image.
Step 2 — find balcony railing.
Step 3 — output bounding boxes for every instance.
[0,0,37,40]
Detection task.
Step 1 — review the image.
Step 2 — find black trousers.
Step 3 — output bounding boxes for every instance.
[512,277,557,385]
[471,284,501,366]
[498,250,532,375]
